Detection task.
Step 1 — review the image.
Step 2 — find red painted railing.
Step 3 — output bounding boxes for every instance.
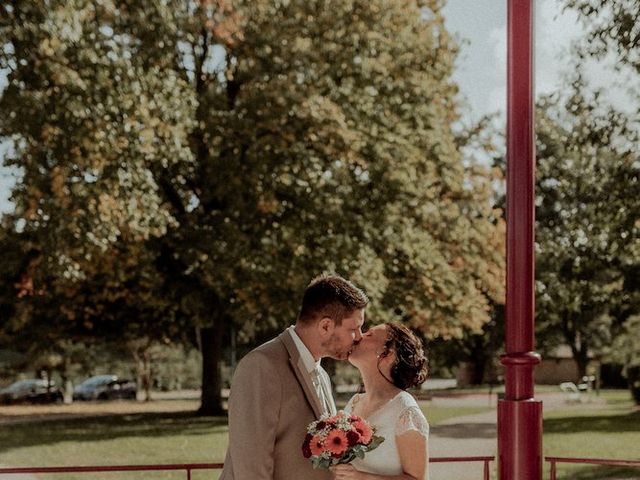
[0,463,223,480]
[546,456,640,480]
[431,456,494,480]
[10,455,640,480]
[0,457,494,479]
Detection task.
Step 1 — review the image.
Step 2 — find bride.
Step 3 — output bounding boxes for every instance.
[331,323,429,480]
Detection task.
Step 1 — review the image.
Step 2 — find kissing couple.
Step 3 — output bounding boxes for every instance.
[220,274,429,480]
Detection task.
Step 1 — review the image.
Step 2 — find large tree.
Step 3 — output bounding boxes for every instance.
[535,79,640,377]
[563,0,640,402]
[166,0,505,412]
[1,0,505,414]
[609,315,640,404]
[0,0,194,397]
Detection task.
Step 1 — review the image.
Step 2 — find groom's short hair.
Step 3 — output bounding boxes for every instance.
[297,274,369,325]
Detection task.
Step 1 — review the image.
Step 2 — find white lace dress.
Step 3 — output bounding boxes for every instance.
[344,391,429,479]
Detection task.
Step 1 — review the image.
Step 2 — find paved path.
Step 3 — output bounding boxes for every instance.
[429,409,498,480]
[425,392,585,479]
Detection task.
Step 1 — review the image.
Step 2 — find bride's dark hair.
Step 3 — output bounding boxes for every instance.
[379,323,428,390]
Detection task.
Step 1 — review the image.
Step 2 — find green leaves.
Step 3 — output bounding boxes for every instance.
[565,1,640,73]
[535,79,640,373]
[1,1,505,367]
[1,2,197,278]
[309,435,385,469]
[311,454,332,469]
[365,434,385,451]
[200,0,505,339]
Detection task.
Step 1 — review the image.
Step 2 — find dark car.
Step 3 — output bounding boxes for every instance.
[0,379,63,405]
[73,374,137,401]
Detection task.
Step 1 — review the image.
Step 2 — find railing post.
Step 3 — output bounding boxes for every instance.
[187,467,191,480]
[550,460,556,480]
[484,459,490,480]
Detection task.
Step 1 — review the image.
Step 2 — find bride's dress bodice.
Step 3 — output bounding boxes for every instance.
[344,390,429,479]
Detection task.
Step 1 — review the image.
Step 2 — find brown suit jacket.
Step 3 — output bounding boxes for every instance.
[220,330,334,480]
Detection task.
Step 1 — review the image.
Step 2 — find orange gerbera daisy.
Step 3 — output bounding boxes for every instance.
[309,435,326,456]
[352,420,373,444]
[325,430,348,456]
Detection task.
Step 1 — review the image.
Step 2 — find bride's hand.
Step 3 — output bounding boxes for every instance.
[329,464,362,480]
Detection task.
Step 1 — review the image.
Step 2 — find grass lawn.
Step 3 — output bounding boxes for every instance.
[426,384,564,395]
[1,390,637,480]
[420,405,491,425]
[2,407,226,480]
[543,389,640,480]
[0,401,490,480]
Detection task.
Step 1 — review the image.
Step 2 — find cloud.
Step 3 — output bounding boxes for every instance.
[535,0,584,96]
[0,157,16,215]
[535,0,639,115]
[473,0,638,119]
[482,0,585,117]
[486,25,506,117]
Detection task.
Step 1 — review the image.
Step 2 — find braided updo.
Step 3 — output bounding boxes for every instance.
[383,323,428,390]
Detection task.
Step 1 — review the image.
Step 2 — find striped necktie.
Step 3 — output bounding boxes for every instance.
[311,367,335,416]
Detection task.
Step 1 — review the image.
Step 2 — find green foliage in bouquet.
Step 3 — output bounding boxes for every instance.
[310,434,385,469]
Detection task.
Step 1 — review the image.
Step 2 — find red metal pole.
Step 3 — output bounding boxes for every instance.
[498,1,542,480]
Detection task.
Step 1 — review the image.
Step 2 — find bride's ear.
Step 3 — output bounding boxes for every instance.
[377,347,391,359]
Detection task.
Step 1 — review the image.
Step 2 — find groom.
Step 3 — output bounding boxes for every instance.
[220,274,368,480]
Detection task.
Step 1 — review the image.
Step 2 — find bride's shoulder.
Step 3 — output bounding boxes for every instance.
[394,392,429,436]
[395,390,420,408]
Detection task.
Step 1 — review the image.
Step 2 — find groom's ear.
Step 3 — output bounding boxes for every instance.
[318,316,335,334]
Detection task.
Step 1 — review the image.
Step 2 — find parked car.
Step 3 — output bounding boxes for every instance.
[0,379,63,405]
[73,374,137,401]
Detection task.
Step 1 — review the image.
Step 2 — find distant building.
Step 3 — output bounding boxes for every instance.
[454,344,600,387]
[534,345,598,385]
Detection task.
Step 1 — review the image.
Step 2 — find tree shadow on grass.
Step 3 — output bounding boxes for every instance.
[1,411,228,453]
[554,464,640,479]
[430,422,496,439]
[543,412,640,434]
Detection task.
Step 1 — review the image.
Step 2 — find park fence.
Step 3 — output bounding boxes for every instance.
[545,456,640,480]
[0,456,495,480]
[5,456,640,479]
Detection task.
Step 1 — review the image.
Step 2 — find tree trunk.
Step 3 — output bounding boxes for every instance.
[143,351,152,402]
[465,335,490,385]
[627,366,640,405]
[198,321,226,416]
[135,358,144,402]
[574,349,589,380]
[470,357,486,385]
[59,356,73,404]
[131,345,152,402]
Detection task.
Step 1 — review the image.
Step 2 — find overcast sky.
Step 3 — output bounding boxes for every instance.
[0,0,635,215]
[443,0,638,120]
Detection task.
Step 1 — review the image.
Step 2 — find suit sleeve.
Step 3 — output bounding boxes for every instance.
[227,351,282,480]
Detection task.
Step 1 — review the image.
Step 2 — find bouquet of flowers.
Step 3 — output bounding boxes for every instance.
[302,411,385,469]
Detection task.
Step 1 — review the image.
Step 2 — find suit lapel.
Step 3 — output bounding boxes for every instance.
[279,330,325,419]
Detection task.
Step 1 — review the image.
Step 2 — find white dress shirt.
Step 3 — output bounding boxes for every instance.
[288,326,336,416]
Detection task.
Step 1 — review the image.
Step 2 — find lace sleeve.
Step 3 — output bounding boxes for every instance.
[395,406,429,436]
